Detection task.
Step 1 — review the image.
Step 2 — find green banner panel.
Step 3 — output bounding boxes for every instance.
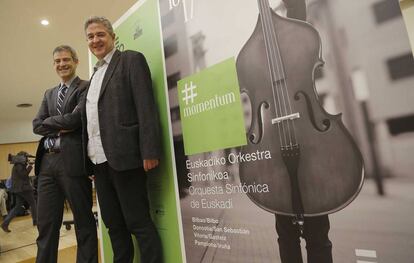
[94,0,184,262]
[177,58,246,155]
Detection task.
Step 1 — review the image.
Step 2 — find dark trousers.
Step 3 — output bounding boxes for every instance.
[94,162,162,263]
[2,190,37,226]
[36,153,98,263]
[275,214,333,263]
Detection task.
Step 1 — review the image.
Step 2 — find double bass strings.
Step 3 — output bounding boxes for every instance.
[261,0,298,148]
[257,0,285,147]
[257,0,298,149]
[263,0,298,149]
[258,0,287,147]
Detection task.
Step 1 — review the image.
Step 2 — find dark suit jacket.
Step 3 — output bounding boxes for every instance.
[10,163,33,193]
[81,49,161,173]
[33,76,88,177]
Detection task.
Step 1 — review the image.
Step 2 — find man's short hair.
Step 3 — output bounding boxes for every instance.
[53,45,78,62]
[84,16,114,36]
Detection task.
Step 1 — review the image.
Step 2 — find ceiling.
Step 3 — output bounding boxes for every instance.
[0,0,138,122]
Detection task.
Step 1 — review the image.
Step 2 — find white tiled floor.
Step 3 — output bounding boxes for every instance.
[0,210,77,262]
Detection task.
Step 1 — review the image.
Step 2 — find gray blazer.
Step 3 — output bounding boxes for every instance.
[81,49,161,173]
[33,77,88,177]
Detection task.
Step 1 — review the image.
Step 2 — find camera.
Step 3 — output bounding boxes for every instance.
[8,151,35,165]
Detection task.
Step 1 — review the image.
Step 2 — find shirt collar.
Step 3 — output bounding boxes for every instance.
[94,48,116,71]
[102,48,116,65]
[60,75,77,89]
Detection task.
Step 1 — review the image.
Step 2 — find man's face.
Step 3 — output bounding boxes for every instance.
[86,22,115,60]
[53,50,78,82]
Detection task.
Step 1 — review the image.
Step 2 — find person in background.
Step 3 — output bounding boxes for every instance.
[0,182,9,221]
[1,151,36,233]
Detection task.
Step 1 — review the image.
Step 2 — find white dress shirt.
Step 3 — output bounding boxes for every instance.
[86,48,116,164]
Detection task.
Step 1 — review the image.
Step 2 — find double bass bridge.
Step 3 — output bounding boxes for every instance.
[271,112,300,124]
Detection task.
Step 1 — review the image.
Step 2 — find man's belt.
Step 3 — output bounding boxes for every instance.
[45,148,60,154]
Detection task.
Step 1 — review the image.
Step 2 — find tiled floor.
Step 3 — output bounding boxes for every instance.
[0,210,77,262]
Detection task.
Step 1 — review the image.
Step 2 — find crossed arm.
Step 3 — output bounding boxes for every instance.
[33,90,84,136]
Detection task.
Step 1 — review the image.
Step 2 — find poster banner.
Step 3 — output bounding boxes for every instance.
[159,0,414,262]
[92,0,184,262]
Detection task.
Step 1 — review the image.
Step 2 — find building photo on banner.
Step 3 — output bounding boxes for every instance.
[1,0,414,263]
[0,0,183,262]
[160,0,414,262]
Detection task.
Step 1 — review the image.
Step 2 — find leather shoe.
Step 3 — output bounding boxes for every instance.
[1,223,11,233]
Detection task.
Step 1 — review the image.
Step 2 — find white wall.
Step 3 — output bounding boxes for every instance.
[0,120,40,144]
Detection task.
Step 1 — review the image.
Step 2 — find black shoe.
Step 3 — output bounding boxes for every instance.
[1,223,11,233]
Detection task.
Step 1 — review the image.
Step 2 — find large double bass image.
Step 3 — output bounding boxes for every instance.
[236,0,364,220]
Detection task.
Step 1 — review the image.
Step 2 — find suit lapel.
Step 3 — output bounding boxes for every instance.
[99,49,121,99]
[51,85,59,115]
[62,76,79,113]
